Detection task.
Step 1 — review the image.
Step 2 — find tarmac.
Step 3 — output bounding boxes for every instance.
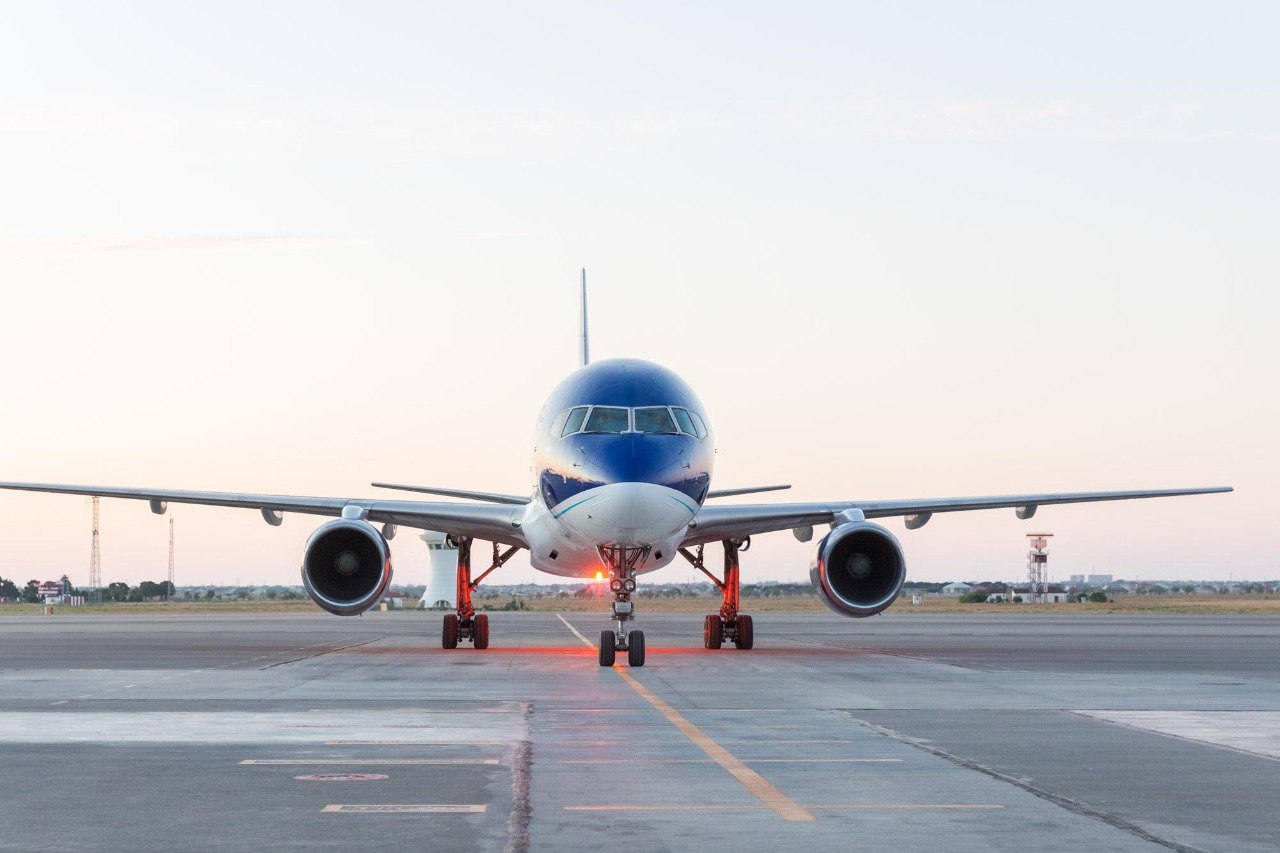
[1,609,1278,852]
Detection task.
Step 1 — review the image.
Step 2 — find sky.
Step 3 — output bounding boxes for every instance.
[0,1,1276,588]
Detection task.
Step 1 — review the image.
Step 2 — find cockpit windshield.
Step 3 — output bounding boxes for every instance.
[583,406,629,434]
[556,405,709,439]
[634,406,679,434]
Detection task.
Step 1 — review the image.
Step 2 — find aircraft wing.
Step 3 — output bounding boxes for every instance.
[0,481,526,546]
[683,486,1232,546]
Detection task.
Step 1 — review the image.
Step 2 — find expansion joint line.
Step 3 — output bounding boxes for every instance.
[833,711,1207,853]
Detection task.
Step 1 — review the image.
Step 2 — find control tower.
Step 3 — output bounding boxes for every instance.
[418,531,458,609]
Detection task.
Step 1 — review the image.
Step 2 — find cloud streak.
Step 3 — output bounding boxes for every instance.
[1,235,354,254]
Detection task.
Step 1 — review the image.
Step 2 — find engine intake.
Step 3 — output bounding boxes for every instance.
[810,522,906,617]
[301,519,393,616]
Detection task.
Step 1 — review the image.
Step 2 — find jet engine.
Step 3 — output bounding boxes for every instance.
[301,519,393,616]
[809,521,906,617]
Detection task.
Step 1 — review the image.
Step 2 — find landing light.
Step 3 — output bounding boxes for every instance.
[594,571,605,582]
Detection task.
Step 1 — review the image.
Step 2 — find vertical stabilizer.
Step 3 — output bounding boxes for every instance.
[578,268,590,367]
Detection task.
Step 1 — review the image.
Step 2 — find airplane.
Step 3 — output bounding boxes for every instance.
[0,271,1231,667]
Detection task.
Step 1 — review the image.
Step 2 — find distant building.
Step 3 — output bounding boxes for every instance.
[941,582,973,596]
[1012,585,1071,603]
[36,580,84,606]
[981,583,1012,602]
[1087,574,1113,585]
[1069,575,1086,584]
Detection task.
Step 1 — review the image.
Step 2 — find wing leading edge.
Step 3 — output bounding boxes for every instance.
[683,486,1232,546]
[0,481,526,546]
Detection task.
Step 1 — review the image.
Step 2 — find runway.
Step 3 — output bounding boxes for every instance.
[2,611,1278,852]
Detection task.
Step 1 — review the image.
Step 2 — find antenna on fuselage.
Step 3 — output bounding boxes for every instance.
[578,268,590,367]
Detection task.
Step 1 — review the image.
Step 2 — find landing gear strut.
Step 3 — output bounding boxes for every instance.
[441,537,519,650]
[597,545,647,667]
[680,539,754,650]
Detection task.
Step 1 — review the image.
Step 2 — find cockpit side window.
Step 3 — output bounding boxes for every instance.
[549,410,570,438]
[561,406,589,437]
[583,406,630,434]
[687,410,709,439]
[634,406,679,434]
[671,407,697,436]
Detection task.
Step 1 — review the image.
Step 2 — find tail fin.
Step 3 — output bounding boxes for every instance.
[578,268,590,367]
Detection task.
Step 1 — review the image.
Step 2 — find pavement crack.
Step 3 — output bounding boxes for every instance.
[257,637,381,669]
[834,711,1208,853]
[506,700,532,853]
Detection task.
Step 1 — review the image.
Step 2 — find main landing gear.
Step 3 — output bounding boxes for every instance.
[597,545,647,667]
[679,539,755,651]
[440,537,520,650]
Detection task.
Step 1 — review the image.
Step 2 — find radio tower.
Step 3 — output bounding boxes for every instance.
[168,517,175,591]
[88,497,102,591]
[1027,532,1052,604]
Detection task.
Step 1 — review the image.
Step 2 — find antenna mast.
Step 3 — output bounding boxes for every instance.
[88,496,102,591]
[1026,532,1052,604]
[168,516,175,590]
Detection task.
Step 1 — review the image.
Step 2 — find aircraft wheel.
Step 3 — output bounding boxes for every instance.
[627,630,646,667]
[703,614,723,650]
[442,614,459,649]
[734,614,754,650]
[599,630,616,667]
[473,613,490,649]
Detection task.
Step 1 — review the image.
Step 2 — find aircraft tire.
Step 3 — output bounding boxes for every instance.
[442,614,459,649]
[473,613,490,649]
[599,631,616,666]
[734,614,754,650]
[628,630,646,667]
[703,614,723,650]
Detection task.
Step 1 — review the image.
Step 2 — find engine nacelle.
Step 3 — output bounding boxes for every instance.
[809,522,907,617]
[301,519,393,616]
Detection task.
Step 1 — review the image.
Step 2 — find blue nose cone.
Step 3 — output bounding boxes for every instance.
[539,433,710,510]
[583,435,684,486]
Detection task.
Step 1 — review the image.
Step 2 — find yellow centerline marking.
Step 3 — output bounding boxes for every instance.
[555,613,815,823]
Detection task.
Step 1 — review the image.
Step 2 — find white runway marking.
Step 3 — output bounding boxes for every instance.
[562,739,856,745]
[0,711,522,744]
[322,804,487,813]
[324,740,507,746]
[564,803,1004,812]
[557,758,901,764]
[555,613,592,645]
[242,759,498,766]
[1075,710,1280,760]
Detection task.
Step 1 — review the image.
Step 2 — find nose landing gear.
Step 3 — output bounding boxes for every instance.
[597,545,647,667]
[680,539,755,650]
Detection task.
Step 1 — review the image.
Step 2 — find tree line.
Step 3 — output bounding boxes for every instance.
[0,576,175,603]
